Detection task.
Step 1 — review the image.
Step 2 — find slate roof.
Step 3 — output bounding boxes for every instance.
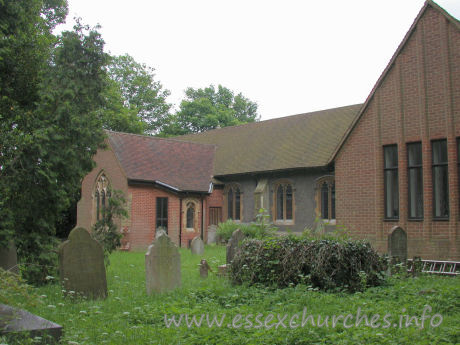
[176,104,362,176]
[107,131,215,193]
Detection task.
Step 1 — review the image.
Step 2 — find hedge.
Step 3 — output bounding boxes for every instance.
[229,236,385,292]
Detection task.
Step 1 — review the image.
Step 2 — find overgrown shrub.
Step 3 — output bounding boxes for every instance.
[92,189,128,265]
[216,208,277,242]
[230,236,385,292]
[0,268,42,309]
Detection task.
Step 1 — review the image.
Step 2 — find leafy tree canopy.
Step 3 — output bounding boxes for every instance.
[106,54,171,134]
[0,0,109,284]
[160,85,259,136]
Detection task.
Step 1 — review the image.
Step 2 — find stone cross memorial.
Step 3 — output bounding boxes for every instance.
[145,232,181,294]
[190,236,204,255]
[58,227,107,299]
[226,228,245,265]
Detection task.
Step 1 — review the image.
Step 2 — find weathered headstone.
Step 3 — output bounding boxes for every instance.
[387,226,407,275]
[145,232,181,294]
[226,228,245,265]
[0,304,62,343]
[58,227,107,299]
[388,226,407,264]
[199,259,212,278]
[207,225,217,244]
[0,241,19,274]
[190,236,204,255]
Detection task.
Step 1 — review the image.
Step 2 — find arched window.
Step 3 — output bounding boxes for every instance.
[95,173,111,221]
[186,202,195,229]
[316,177,335,221]
[274,181,294,223]
[226,185,241,221]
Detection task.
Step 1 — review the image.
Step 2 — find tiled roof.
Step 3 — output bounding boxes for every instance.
[107,131,215,193]
[176,104,362,176]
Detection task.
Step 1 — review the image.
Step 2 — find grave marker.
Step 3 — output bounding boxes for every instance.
[58,227,107,299]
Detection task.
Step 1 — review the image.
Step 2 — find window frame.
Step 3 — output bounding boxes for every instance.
[315,176,335,223]
[383,145,399,220]
[225,184,242,221]
[432,139,449,220]
[209,207,222,226]
[94,173,110,222]
[407,142,423,220]
[156,197,168,232]
[186,202,195,229]
[273,181,294,224]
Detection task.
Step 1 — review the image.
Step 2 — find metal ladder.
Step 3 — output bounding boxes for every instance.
[407,259,460,276]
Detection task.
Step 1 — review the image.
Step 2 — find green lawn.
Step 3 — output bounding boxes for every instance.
[5,245,460,344]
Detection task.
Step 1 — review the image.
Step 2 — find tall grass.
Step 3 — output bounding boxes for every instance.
[3,246,459,345]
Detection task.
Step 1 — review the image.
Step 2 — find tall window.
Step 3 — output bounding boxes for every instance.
[227,185,241,220]
[432,140,449,219]
[275,182,293,222]
[407,142,423,219]
[95,173,111,221]
[186,202,195,229]
[384,145,399,219]
[156,197,168,232]
[317,178,335,220]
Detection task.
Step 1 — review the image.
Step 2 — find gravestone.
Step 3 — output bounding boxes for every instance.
[207,225,217,244]
[145,232,181,294]
[190,236,204,255]
[58,227,107,299]
[0,304,62,343]
[388,226,407,264]
[199,259,212,278]
[226,228,245,265]
[0,241,19,274]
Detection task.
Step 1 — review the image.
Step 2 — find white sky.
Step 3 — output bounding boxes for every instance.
[59,0,460,121]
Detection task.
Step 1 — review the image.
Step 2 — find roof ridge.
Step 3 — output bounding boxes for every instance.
[177,103,363,139]
[330,0,459,163]
[105,129,217,148]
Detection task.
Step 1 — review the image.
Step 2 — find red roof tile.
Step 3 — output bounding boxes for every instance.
[107,131,215,193]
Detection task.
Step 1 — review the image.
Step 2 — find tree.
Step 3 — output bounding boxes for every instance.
[107,54,171,134]
[0,0,110,284]
[160,85,259,136]
[0,0,68,249]
[98,77,146,134]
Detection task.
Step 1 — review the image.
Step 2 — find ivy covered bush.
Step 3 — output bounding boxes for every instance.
[230,236,385,292]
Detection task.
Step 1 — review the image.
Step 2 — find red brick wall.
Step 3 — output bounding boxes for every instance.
[77,140,218,251]
[127,185,182,250]
[335,6,460,260]
[77,141,128,232]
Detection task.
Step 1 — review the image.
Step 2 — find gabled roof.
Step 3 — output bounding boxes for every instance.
[176,104,362,176]
[331,0,460,161]
[107,131,215,193]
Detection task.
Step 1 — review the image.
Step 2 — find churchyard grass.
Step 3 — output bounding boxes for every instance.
[6,245,459,345]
